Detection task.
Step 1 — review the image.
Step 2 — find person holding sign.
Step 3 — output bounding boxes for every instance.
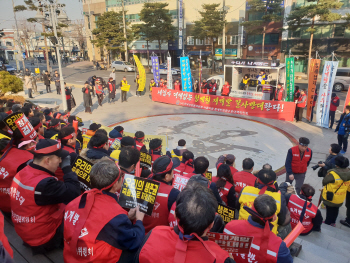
[212,164,236,208]
[142,156,180,233]
[44,119,61,139]
[64,160,145,263]
[173,151,195,177]
[224,195,293,263]
[10,139,80,254]
[135,131,147,153]
[216,154,238,176]
[135,184,234,263]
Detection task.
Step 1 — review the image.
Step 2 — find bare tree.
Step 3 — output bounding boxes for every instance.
[68,20,86,57]
[17,20,35,58]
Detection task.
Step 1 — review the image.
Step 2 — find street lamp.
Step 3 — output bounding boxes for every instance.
[34,3,68,112]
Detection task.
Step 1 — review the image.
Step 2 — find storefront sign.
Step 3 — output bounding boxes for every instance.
[306,59,320,120]
[180,57,192,92]
[230,90,264,100]
[134,55,146,92]
[316,61,339,128]
[231,59,280,67]
[152,88,296,121]
[207,232,253,254]
[215,48,237,57]
[72,156,93,191]
[217,204,235,223]
[167,57,172,89]
[285,57,295,102]
[151,56,160,85]
[119,174,160,216]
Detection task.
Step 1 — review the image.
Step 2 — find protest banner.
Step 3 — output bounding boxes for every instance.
[306,59,320,121]
[172,174,189,191]
[285,57,295,102]
[5,112,37,140]
[140,152,152,169]
[152,87,296,121]
[119,174,160,215]
[180,57,192,92]
[205,171,213,181]
[72,156,93,191]
[316,61,339,128]
[344,86,350,112]
[230,90,264,100]
[151,56,160,85]
[207,232,253,254]
[134,55,146,92]
[217,204,235,223]
[167,56,172,89]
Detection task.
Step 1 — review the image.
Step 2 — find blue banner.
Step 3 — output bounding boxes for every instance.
[180,57,192,92]
[316,61,339,128]
[151,56,160,85]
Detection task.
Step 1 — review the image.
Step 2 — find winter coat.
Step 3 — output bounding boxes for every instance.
[24,76,33,90]
[43,74,51,85]
[80,148,112,164]
[109,129,123,139]
[322,167,350,207]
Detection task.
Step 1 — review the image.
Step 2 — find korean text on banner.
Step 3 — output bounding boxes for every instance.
[152,87,296,121]
[178,0,183,50]
[72,156,93,191]
[167,57,173,89]
[344,86,350,112]
[207,232,253,254]
[133,55,146,92]
[151,56,160,85]
[306,59,320,121]
[5,112,37,140]
[180,57,192,92]
[316,61,339,128]
[217,204,235,223]
[285,57,295,102]
[172,174,189,191]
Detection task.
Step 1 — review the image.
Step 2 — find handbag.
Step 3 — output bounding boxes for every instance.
[326,181,344,201]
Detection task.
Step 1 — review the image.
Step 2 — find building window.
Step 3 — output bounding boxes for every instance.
[248,12,264,21]
[247,34,278,45]
[204,38,211,45]
[196,39,203,45]
[230,35,238,45]
[5,42,12,47]
[218,36,227,45]
[334,25,345,37]
[265,33,279,44]
[187,36,194,45]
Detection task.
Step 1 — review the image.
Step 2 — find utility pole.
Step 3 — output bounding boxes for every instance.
[87,0,96,62]
[121,0,128,62]
[12,0,25,72]
[222,0,226,67]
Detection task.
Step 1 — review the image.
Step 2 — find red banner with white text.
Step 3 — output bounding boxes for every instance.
[152,88,296,121]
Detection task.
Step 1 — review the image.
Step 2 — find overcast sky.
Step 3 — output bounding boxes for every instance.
[0,0,84,30]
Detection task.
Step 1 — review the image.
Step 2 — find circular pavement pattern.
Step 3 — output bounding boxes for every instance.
[113,114,296,174]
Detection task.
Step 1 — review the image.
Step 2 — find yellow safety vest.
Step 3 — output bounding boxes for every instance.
[0,133,10,140]
[170,150,182,161]
[242,78,250,85]
[82,134,92,149]
[121,80,130,92]
[150,82,156,92]
[322,171,350,205]
[110,149,121,161]
[239,186,281,234]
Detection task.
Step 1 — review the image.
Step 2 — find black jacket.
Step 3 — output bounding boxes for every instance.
[43,74,51,85]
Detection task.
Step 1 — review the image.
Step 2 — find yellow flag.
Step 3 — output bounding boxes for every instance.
[133,55,146,92]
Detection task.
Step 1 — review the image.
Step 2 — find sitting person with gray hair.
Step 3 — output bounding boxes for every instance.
[63,159,145,262]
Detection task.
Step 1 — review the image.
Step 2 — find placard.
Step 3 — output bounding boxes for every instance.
[306,59,320,120]
[285,57,295,102]
[5,112,37,140]
[72,156,93,191]
[180,57,192,92]
[172,174,189,191]
[217,204,235,223]
[140,152,152,169]
[207,232,253,254]
[119,174,160,216]
[205,171,212,181]
[109,138,121,150]
[151,56,160,85]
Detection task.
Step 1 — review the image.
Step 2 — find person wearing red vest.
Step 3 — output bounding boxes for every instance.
[63,159,145,263]
[285,137,312,194]
[224,194,293,263]
[221,81,231,96]
[95,79,104,106]
[329,93,340,129]
[107,77,116,104]
[135,131,147,153]
[201,79,209,94]
[174,79,181,91]
[135,183,233,263]
[173,151,195,177]
[233,158,256,195]
[208,79,217,95]
[143,156,180,233]
[274,83,286,101]
[29,117,45,140]
[295,89,307,122]
[149,138,171,164]
[212,164,235,207]
[216,154,238,176]
[10,139,80,254]
[82,81,93,114]
[282,183,322,235]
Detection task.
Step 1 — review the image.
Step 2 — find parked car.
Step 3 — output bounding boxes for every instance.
[333,67,350,91]
[5,65,16,75]
[151,64,180,75]
[111,61,135,72]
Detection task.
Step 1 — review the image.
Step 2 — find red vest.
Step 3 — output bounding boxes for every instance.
[222,85,230,96]
[139,226,229,263]
[151,153,161,164]
[291,146,311,174]
[287,194,317,234]
[297,94,307,108]
[330,96,339,111]
[142,181,174,233]
[275,88,284,101]
[233,171,257,195]
[174,83,181,90]
[209,83,217,93]
[201,83,207,93]
[63,191,127,263]
[135,140,145,151]
[108,83,115,92]
[0,147,33,213]
[224,220,282,263]
[11,165,64,246]
[211,177,234,205]
[217,163,238,176]
[55,145,76,181]
[95,84,103,94]
[173,162,194,177]
[0,212,13,258]
[66,93,71,100]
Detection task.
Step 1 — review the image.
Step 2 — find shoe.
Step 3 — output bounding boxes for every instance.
[331,223,336,227]
[340,150,346,154]
[340,219,350,228]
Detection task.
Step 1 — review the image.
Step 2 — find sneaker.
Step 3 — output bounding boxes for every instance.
[340,220,350,228]
[330,223,336,227]
[340,150,346,154]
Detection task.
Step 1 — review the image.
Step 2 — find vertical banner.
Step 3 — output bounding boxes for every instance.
[316,61,339,128]
[178,0,183,50]
[180,57,192,92]
[344,86,350,112]
[151,56,160,86]
[285,57,295,102]
[167,57,173,89]
[134,55,146,92]
[306,59,321,121]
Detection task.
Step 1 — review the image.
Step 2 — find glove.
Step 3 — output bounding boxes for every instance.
[60,155,71,169]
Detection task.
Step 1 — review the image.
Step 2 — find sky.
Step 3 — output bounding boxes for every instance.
[0,0,84,30]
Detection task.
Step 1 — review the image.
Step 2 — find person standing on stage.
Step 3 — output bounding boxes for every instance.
[174,79,181,91]
[208,79,217,95]
[256,70,267,91]
[295,89,307,122]
[274,83,286,101]
[329,93,340,129]
[201,79,209,94]
[221,81,231,96]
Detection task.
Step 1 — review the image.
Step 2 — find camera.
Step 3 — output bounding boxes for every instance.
[312,161,324,170]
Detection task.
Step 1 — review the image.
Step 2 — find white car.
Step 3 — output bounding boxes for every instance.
[151,64,180,75]
[111,61,135,72]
